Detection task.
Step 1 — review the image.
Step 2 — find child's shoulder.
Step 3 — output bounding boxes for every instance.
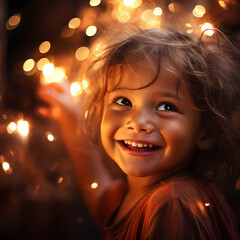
[147,173,222,207]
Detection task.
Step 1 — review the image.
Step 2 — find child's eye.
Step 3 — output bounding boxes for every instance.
[157,102,177,112]
[114,97,132,107]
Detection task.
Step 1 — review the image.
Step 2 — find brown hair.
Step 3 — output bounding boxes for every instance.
[81,27,240,186]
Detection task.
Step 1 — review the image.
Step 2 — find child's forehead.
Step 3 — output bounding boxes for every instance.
[107,57,180,91]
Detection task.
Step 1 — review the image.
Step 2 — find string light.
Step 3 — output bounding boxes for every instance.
[218,1,227,9]
[23,59,35,72]
[91,182,98,189]
[70,82,82,96]
[37,58,50,71]
[17,120,29,137]
[6,13,21,30]
[192,5,206,18]
[153,7,163,16]
[75,46,90,61]
[46,132,55,141]
[68,17,81,29]
[39,41,51,54]
[86,25,97,37]
[2,162,10,171]
[89,0,101,7]
[7,122,17,134]
[201,23,214,36]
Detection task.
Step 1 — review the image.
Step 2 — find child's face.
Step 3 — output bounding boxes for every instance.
[100,59,205,180]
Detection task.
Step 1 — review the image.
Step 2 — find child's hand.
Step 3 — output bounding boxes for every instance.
[36,81,79,123]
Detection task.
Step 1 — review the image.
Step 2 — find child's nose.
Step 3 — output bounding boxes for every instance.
[125,109,155,133]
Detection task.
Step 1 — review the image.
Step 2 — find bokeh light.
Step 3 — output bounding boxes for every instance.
[7,122,17,134]
[6,13,21,30]
[70,82,82,96]
[91,182,98,189]
[75,46,90,61]
[89,0,101,7]
[68,17,81,29]
[37,58,50,71]
[192,5,206,18]
[39,41,51,54]
[201,22,214,36]
[153,7,163,16]
[23,59,35,72]
[17,120,29,137]
[86,25,97,37]
[42,63,55,76]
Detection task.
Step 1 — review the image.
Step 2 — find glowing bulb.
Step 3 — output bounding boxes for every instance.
[117,10,131,23]
[192,5,206,18]
[201,23,214,36]
[218,1,227,9]
[2,162,10,171]
[86,26,97,37]
[7,122,17,134]
[82,80,89,89]
[153,7,163,16]
[91,182,98,189]
[75,46,90,61]
[6,14,21,30]
[42,63,55,76]
[123,0,142,8]
[89,0,101,7]
[39,41,51,54]
[23,59,35,72]
[47,133,54,141]
[37,58,49,70]
[57,177,63,184]
[68,18,81,29]
[17,120,29,137]
[70,82,82,96]
[205,203,210,207]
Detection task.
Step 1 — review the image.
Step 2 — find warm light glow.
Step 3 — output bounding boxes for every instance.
[7,122,17,134]
[153,7,163,16]
[37,58,49,70]
[185,23,193,33]
[141,9,161,28]
[57,177,63,184]
[201,23,214,36]
[47,133,54,141]
[6,14,21,30]
[117,9,131,23]
[39,41,51,54]
[91,182,98,189]
[93,42,105,57]
[168,3,181,13]
[17,120,29,137]
[123,0,142,8]
[205,203,210,207]
[89,0,101,7]
[23,59,35,72]
[86,25,97,37]
[68,17,81,29]
[218,0,227,9]
[42,66,66,84]
[42,63,55,76]
[192,5,206,18]
[75,46,90,61]
[70,82,82,96]
[2,162,10,171]
[82,79,89,89]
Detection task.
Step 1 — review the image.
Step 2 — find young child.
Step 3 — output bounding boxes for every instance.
[37,27,240,239]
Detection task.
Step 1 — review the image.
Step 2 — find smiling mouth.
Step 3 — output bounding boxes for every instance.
[119,140,161,152]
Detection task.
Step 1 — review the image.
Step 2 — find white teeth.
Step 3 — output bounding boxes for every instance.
[132,142,138,147]
[124,141,156,148]
[137,143,143,148]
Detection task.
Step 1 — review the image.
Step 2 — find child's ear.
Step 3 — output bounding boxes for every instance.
[196,127,217,150]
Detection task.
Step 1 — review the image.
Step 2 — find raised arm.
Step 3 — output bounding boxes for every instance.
[36,81,113,221]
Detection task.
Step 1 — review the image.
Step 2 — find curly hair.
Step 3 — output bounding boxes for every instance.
[80,27,240,187]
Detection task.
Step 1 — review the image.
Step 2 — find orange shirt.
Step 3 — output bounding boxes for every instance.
[98,174,240,239]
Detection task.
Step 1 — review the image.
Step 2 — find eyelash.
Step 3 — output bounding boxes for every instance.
[113,97,178,112]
